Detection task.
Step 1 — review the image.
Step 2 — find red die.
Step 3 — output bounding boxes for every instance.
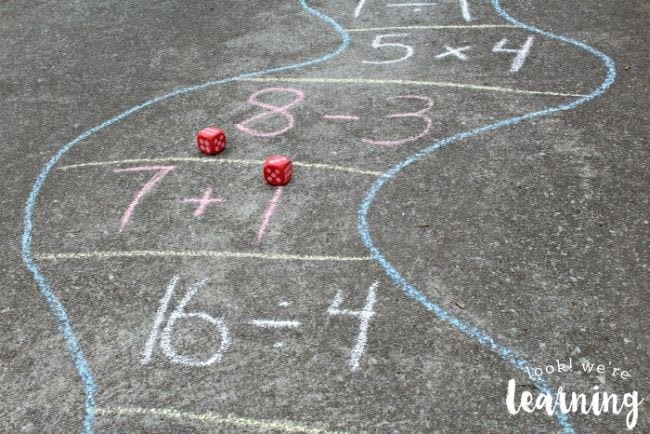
[197,127,226,155]
[263,155,293,186]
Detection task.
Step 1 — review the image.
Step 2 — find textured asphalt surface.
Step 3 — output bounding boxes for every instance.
[1,0,648,433]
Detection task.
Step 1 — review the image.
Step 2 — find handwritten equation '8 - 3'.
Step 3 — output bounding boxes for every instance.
[236,87,434,147]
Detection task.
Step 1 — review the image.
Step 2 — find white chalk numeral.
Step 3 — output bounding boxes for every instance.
[142,276,231,367]
[363,34,414,65]
[354,0,368,17]
[459,0,471,22]
[327,281,378,372]
[492,36,534,73]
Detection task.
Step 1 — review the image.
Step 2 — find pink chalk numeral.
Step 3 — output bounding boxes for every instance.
[236,87,305,137]
[113,165,176,232]
[361,95,434,147]
[257,186,284,244]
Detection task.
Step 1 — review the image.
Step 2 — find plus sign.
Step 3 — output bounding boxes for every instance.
[181,187,226,217]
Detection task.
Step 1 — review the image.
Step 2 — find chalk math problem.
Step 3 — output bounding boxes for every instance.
[21,0,620,433]
[141,276,378,372]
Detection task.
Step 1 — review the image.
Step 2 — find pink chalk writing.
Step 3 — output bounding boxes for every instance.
[236,88,305,137]
[113,165,176,232]
[257,186,284,244]
[234,88,435,147]
[181,187,226,217]
[361,95,434,146]
[322,114,360,121]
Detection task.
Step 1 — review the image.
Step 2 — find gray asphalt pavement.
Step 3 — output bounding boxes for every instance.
[1,0,648,432]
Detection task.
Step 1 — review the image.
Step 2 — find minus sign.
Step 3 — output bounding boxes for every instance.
[387,3,437,7]
[248,320,301,328]
[323,115,360,121]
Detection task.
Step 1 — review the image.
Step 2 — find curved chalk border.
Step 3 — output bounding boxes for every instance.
[357,1,615,433]
[21,2,349,432]
[21,0,616,432]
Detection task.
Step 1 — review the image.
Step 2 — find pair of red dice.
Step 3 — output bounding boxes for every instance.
[197,127,292,186]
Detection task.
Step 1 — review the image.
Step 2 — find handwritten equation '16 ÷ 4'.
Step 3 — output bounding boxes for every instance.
[141,275,378,372]
[236,87,434,147]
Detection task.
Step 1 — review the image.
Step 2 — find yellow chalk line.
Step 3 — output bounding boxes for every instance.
[241,77,587,98]
[96,406,346,434]
[35,250,372,262]
[348,24,517,32]
[58,157,382,177]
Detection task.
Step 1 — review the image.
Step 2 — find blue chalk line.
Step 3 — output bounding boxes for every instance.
[22,0,615,432]
[357,1,616,433]
[21,2,349,433]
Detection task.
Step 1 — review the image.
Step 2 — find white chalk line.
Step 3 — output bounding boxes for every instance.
[141,275,178,365]
[348,24,516,32]
[34,250,372,262]
[242,77,587,98]
[248,319,302,328]
[95,406,346,434]
[58,157,382,177]
[353,0,367,18]
[459,0,472,22]
[387,3,437,8]
[327,281,378,372]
